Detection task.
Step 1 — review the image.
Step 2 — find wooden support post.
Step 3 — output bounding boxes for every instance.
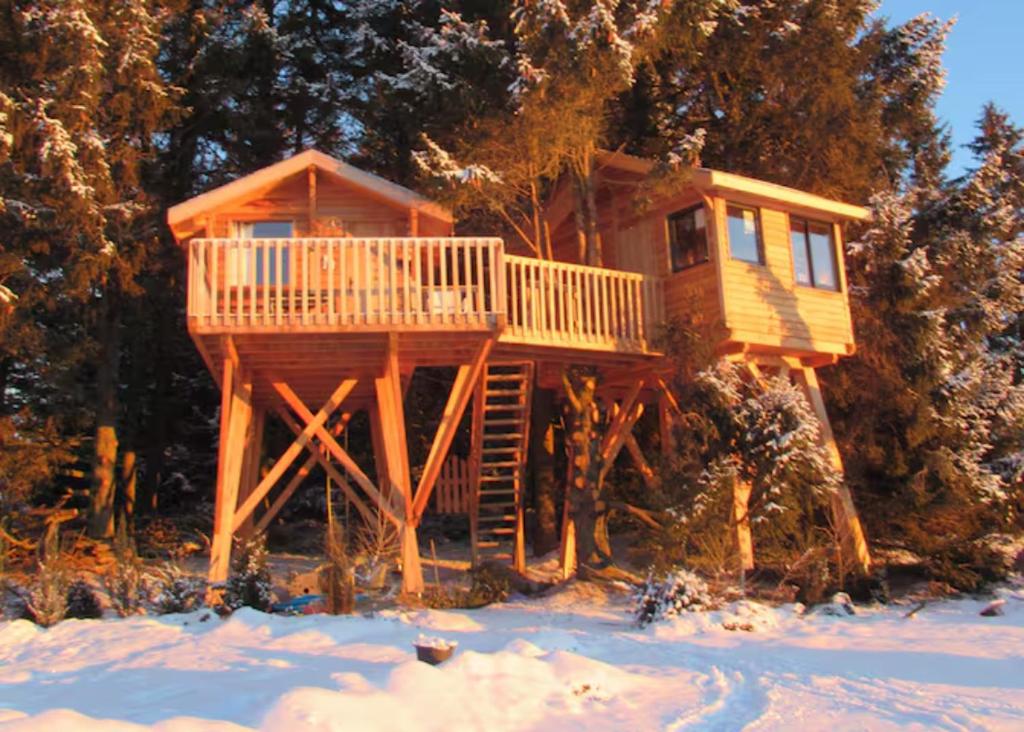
[624,433,657,489]
[209,357,253,585]
[658,392,676,459]
[733,477,755,571]
[411,339,492,524]
[795,366,872,574]
[468,369,484,568]
[374,335,423,595]
[558,450,576,580]
[237,407,265,538]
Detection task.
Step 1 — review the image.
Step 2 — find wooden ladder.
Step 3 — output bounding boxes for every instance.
[470,361,534,571]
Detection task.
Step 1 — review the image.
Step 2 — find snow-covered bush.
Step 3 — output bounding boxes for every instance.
[103,520,147,617]
[633,569,714,627]
[65,579,102,619]
[223,534,273,612]
[152,564,206,614]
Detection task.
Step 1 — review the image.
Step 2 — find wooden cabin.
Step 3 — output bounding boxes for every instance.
[167,149,871,595]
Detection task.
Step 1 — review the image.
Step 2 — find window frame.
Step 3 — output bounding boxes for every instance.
[666,204,711,274]
[789,215,841,292]
[724,202,765,266]
[230,219,294,286]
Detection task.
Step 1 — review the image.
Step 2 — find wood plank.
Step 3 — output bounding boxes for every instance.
[411,338,494,523]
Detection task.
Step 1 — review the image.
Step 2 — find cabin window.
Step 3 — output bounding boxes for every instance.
[726,204,764,264]
[790,217,839,291]
[234,220,293,285]
[667,206,709,272]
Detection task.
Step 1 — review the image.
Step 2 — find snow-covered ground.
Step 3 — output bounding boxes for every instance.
[1,583,1022,731]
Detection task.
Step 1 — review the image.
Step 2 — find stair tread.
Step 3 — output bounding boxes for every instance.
[484,404,526,411]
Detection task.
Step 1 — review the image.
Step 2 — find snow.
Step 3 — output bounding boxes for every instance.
[1,585,1023,730]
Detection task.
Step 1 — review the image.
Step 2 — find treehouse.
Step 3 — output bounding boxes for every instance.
[168,149,871,595]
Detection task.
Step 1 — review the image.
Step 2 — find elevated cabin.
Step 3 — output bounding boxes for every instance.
[543,150,868,366]
[168,149,871,595]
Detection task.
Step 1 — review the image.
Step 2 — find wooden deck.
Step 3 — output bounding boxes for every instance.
[186,237,664,358]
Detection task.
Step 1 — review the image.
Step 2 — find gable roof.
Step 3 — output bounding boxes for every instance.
[592,149,870,221]
[167,149,453,241]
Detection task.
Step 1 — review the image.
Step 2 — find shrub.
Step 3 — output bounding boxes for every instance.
[2,580,32,621]
[152,563,206,614]
[66,579,103,619]
[467,563,511,606]
[633,568,714,627]
[223,534,273,612]
[103,518,147,617]
[27,529,68,627]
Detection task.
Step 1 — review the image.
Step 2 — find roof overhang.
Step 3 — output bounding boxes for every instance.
[594,149,870,221]
[167,149,453,242]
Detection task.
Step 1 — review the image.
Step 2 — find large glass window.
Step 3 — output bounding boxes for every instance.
[236,220,292,285]
[726,204,764,264]
[667,205,709,272]
[790,217,839,290]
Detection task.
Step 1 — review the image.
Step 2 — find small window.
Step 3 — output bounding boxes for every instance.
[790,217,839,291]
[726,204,763,264]
[667,205,709,272]
[235,220,292,285]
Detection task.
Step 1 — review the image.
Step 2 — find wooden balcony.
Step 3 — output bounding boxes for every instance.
[186,237,663,356]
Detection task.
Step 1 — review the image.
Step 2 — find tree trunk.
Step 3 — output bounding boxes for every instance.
[530,387,559,556]
[122,449,137,522]
[89,292,121,539]
[563,371,611,569]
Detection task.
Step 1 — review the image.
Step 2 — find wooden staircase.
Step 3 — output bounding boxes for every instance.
[470,361,534,570]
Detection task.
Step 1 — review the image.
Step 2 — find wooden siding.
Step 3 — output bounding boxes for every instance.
[713,198,854,355]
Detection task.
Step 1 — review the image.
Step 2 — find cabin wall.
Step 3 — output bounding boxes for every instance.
[202,171,451,240]
[711,195,854,355]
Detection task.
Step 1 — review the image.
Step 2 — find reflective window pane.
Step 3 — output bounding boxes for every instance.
[668,206,709,272]
[808,222,838,290]
[790,219,812,286]
[727,205,762,264]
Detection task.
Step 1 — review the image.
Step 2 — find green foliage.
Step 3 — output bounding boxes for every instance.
[223,534,273,612]
[103,517,146,618]
[66,579,103,620]
[152,563,206,615]
[27,528,68,627]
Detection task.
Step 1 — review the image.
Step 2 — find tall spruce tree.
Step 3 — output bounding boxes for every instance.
[0,1,179,536]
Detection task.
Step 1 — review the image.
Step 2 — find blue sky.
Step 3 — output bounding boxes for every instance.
[875,1,1024,174]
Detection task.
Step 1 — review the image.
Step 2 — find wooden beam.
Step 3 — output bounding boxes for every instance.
[231,378,356,533]
[265,409,380,530]
[733,477,754,571]
[209,363,253,584]
[658,392,676,457]
[624,432,657,489]
[374,334,423,594]
[599,400,645,483]
[307,165,317,225]
[272,382,400,526]
[237,407,265,538]
[599,378,645,459]
[411,339,493,524]
[468,367,484,568]
[252,415,349,534]
[795,366,872,574]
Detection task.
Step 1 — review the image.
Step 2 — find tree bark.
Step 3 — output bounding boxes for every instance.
[89,291,120,539]
[530,387,559,555]
[563,371,611,569]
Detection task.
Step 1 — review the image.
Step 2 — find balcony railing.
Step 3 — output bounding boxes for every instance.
[187,237,663,353]
[502,255,663,353]
[187,237,505,330]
